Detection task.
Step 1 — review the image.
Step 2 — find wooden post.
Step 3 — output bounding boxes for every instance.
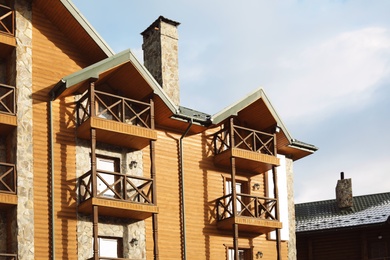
[272,166,282,260]
[150,99,159,260]
[93,205,99,260]
[229,118,239,260]
[89,81,99,260]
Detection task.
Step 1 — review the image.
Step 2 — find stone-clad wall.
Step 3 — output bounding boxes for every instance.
[15,0,34,259]
[286,158,297,260]
[76,139,146,259]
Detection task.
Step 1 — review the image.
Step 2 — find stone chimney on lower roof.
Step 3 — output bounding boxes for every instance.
[141,16,180,106]
[335,172,353,209]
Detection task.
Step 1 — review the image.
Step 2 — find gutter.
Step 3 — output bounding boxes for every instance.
[49,95,56,260]
[179,119,193,260]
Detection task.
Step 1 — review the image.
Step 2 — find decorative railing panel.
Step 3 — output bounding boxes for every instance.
[216,193,277,221]
[0,162,16,194]
[76,90,152,128]
[213,124,275,156]
[0,84,15,115]
[0,253,18,260]
[0,4,14,36]
[79,170,153,205]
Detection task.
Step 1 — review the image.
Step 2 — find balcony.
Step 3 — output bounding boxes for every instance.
[0,84,16,135]
[76,90,157,150]
[0,162,17,207]
[213,124,279,174]
[78,169,158,220]
[216,193,282,234]
[0,253,17,260]
[0,3,16,58]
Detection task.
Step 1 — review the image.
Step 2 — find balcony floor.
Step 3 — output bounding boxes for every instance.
[0,34,16,57]
[78,197,158,220]
[214,148,280,174]
[0,193,17,208]
[0,113,17,135]
[217,216,282,234]
[77,117,157,150]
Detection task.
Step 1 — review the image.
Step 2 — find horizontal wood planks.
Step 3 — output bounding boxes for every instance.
[148,128,288,259]
[32,4,92,259]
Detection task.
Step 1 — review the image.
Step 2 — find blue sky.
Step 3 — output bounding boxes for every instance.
[72,0,390,203]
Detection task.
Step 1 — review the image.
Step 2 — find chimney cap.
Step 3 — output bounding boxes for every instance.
[141,16,180,36]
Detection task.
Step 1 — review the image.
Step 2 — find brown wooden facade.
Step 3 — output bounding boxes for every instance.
[0,1,316,259]
[297,224,390,260]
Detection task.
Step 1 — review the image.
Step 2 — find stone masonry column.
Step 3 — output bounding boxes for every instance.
[286,158,296,260]
[14,0,34,259]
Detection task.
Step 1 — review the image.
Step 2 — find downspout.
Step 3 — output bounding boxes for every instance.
[179,118,193,260]
[49,95,56,260]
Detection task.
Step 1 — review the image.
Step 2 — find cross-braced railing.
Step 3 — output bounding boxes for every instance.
[79,170,154,205]
[0,3,14,36]
[0,84,15,115]
[0,162,16,194]
[216,193,277,221]
[213,124,276,156]
[76,90,152,128]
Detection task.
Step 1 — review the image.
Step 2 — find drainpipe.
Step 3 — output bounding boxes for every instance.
[179,118,193,260]
[49,96,56,260]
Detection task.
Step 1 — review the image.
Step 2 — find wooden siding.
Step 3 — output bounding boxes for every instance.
[32,4,93,259]
[144,128,288,259]
[297,225,390,260]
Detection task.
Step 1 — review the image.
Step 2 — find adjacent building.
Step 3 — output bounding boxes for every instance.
[0,1,317,259]
[296,173,390,260]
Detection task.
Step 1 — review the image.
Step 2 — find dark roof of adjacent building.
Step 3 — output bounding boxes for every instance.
[295,192,390,233]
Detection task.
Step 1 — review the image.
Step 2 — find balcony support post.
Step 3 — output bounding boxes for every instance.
[92,205,99,260]
[272,165,282,260]
[229,118,239,260]
[89,81,99,260]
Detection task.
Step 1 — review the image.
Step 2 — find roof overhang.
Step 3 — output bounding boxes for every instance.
[211,88,317,160]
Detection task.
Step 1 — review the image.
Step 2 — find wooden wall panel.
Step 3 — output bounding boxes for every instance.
[32,4,92,259]
[148,127,288,259]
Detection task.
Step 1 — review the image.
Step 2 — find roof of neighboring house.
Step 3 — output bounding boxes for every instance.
[295,192,390,233]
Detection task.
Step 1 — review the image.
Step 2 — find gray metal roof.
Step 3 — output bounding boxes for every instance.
[296,192,390,233]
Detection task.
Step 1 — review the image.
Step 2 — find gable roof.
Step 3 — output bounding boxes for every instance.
[50,49,177,114]
[295,192,390,233]
[212,88,317,160]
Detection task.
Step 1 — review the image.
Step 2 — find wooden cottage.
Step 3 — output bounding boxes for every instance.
[0,1,317,259]
[296,175,390,260]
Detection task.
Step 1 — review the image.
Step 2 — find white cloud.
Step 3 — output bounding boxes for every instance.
[272,27,390,122]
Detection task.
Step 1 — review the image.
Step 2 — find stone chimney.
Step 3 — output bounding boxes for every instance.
[141,16,180,106]
[335,172,353,209]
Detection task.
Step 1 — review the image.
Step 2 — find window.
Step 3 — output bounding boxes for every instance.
[224,176,249,215]
[96,156,120,198]
[98,236,123,258]
[227,247,252,260]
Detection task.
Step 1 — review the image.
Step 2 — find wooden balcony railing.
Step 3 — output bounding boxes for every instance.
[76,90,152,129]
[79,169,153,205]
[0,162,16,194]
[216,193,277,221]
[0,84,15,115]
[213,124,276,156]
[0,253,18,260]
[0,3,14,36]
